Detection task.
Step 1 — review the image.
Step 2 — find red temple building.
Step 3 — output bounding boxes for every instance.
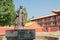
[30,10,60,32]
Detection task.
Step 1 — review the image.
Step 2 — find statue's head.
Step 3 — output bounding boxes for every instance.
[20,6,23,9]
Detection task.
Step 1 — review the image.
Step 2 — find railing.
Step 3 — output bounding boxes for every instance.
[38,19,57,24]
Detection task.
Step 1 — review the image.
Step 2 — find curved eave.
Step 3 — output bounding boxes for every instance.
[30,13,57,21]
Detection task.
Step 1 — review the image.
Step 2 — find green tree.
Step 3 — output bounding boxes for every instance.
[27,19,31,23]
[0,0,16,26]
[22,7,28,23]
[22,7,32,23]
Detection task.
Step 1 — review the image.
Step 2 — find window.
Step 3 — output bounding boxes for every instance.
[42,19,45,22]
[36,19,40,22]
[51,16,56,20]
[40,18,43,22]
[42,24,45,26]
[47,17,50,20]
[51,22,56,26]
[39,19,42,22]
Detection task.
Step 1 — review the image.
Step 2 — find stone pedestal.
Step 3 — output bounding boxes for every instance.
[6,29,35,40]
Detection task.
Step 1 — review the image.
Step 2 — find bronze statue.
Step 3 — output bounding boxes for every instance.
[6,6,35,40]
[15,6,25,29]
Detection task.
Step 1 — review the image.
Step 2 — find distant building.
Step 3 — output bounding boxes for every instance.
[30,10,60,32]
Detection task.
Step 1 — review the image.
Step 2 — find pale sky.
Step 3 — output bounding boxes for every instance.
[13,0,60,18]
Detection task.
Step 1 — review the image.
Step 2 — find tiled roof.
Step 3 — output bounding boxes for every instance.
[52,10,60,13]
[30,13,57,20]
[24,22,43,32]
[31,10,60,20]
